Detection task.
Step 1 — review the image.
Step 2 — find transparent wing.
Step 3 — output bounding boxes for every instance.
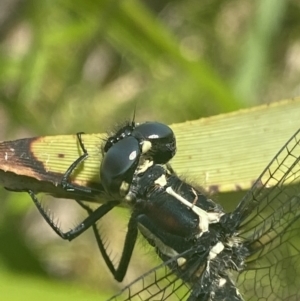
[233,129,300,300]
[233,129,300,230]
[107,256,192,301]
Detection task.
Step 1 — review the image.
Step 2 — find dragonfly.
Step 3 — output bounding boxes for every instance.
[27,121,300,301]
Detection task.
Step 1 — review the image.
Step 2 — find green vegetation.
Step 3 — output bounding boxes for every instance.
[0,0,299,300]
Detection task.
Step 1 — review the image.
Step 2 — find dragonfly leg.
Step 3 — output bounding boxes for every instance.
[76,199,138,281]
[28,189,118,240]
[60,132,97,194]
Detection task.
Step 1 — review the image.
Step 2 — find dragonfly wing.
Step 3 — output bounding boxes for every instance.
[233,129,300,300]
[233,129,300,231]
[107,258,191,301]
[237,212,300,300]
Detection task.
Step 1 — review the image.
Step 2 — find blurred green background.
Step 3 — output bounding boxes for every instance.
[0,0,300,300]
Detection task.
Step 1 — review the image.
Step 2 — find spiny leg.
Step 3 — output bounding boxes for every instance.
[28,189,119,241]
[76,199,138,282]
[35,131,138,280]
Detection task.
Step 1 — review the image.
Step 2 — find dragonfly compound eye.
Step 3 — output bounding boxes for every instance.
[103,122,135,153]
[133,122,176,164]
[100,136,141,197]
